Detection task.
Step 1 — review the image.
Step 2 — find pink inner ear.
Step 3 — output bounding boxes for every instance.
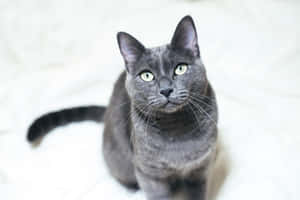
[186,32,194,44]
[118,33,145,64]
[185,33,194,48]
[123,46,138,63]
[171,18,199,57]
[183,24,197,49]
[181,32,198,57]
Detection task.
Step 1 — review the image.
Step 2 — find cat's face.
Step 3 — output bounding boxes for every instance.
[118,16,207,113]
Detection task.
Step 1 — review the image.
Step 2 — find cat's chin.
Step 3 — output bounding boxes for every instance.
[158,100,186,113]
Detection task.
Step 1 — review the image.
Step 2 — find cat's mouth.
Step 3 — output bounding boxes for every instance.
[159,99,185,112]
[150,96,189,113]
[163,101,177,108]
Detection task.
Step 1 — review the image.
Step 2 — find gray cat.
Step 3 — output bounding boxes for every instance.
[27,16,218,200]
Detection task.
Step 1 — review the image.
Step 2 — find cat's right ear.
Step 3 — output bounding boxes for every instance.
[170,15,200,57]
[117,32,145,70]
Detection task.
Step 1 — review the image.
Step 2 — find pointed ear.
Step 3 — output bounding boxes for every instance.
[117,32,145,67]
[171,16,200,57]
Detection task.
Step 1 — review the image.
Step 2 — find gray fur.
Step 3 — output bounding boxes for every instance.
[103,16,218,200]
[27,15,218,200]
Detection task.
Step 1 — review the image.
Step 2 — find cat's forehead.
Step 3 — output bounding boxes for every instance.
[147,45,168,59]
[141,45,172,72]
[145,45,175,65]
[144,45,188,67]
[146,44,188,62]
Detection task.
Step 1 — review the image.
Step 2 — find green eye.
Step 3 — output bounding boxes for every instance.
[140,71,154,82]
[175,63,188,75]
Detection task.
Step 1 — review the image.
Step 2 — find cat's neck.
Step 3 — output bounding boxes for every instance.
[133,102,206,140]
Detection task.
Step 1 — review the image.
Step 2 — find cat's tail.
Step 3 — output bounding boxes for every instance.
[27,105,106,142]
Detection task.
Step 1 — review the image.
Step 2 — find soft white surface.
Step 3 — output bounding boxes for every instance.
[1,0,300,199]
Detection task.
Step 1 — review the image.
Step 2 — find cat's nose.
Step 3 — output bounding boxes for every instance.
[160,88,173,98]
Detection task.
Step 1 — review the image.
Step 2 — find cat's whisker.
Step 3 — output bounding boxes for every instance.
[188,99,217,127]
[129,103,150,145]
[116,103,147,139]
[187,101,203,134]
[148,96,158,101]
[189,95,216,111]
[177,89,189,95]
[189,92,217,102]
[142,103,154,134]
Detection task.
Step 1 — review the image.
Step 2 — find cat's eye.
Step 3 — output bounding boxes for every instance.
[140,71,154,82]
[174,63,188,75]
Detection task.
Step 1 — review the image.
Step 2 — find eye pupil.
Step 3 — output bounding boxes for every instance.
[140,71,154,82]
[175,64,188,75]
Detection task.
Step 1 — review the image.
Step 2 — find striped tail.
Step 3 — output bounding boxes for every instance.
[27,105,106,142]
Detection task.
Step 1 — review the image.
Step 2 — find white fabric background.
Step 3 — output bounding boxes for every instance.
[0,0,299,199]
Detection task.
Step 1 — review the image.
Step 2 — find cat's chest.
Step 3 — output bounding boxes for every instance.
[133,126,216,178]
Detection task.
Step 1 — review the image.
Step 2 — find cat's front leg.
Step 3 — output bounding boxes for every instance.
[135,168,175,200]
[184,176,207,200]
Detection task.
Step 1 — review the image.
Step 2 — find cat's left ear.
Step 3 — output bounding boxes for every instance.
[117,32,146,69]
[170,15,200,57]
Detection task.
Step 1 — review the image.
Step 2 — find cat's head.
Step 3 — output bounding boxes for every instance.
[117,16,208,113]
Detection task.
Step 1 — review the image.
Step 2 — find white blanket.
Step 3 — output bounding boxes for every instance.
[1,0,300,199]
